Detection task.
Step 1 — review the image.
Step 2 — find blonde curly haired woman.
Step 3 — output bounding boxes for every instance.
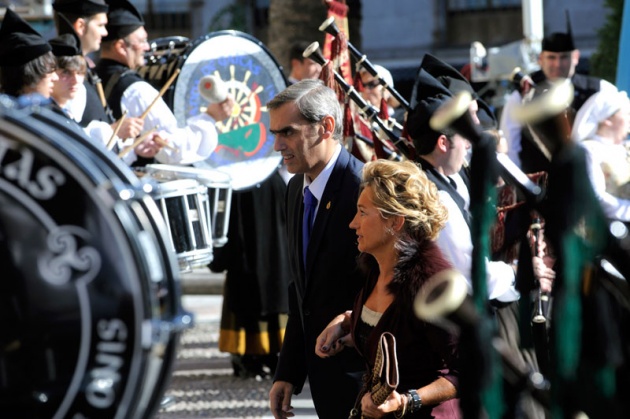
[316,159,461,418]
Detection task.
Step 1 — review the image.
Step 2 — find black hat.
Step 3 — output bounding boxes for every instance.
[103,0,144,42]
[49,13,82,56]
[542,10,575,52]
[419,53,497,129]
[406,68,454,151]
[0,8,52,66]
[542,33,575,52]
[52,0,109,16]
[421,54,475,96]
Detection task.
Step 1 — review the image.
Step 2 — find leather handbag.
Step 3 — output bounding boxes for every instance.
[348,332,399,418]
[370,332,399,406]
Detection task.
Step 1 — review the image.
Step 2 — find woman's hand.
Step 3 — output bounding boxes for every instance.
[314,311,354,358]
[360,391,406,418]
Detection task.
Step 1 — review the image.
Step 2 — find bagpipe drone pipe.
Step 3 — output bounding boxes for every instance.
[302,41,414,161]
[423,79,630,417]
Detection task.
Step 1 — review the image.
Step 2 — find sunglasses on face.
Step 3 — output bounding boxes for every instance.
[362,80,381,89]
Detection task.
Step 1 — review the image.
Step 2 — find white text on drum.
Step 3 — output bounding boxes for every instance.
[0,137,66,199]
[85,319,128,409]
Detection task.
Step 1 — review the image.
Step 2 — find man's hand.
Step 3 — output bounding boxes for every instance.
[134,132,164,158]
[115,116,144,140]
[206,95,235,122]
[269,381,295,419]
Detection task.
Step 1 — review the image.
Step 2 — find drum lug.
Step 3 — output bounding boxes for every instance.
[142,311,194,349]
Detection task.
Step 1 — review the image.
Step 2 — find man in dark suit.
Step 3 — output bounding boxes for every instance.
[267,79,366,419]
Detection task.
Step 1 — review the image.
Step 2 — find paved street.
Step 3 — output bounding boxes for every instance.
[155,270,317,418]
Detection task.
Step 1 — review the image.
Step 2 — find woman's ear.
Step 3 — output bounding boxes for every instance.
[391,215,405,232]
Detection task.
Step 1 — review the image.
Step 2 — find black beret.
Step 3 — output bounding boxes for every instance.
[420,53,497,129]
[406,68,453,148]
[52,0,109,16]
[0,8,52,66]
[103,0,144,42]
[542,32,575,52]
[49,13,82,56]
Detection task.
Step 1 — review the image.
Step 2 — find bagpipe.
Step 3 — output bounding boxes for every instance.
[307,16,415,162]
[416,78,630,417]
[303,41,414,161]
[318,16,411,112]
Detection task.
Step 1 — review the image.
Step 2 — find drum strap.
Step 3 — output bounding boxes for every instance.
[104,69,137,102]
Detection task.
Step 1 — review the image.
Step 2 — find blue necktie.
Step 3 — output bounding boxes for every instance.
[302,186,317,265]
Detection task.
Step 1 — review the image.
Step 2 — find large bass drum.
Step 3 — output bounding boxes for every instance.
[0,95,189,418]
[138,30,288,191]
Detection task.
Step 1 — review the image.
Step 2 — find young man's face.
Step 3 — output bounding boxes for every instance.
[78,13,108,55]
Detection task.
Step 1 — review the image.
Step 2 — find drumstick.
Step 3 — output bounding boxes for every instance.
[153,135,178,152]
[118,127,158,158]
[95,81,107,108]
[106,110,128,150]
[139,68,181,120]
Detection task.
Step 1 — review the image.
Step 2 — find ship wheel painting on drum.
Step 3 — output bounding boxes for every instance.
[170,31,287,191]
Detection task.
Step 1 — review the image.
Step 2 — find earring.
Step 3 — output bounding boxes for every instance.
[385,227,394,236]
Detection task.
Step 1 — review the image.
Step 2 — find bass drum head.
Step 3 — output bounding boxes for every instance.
[174,30,287,190]
[0,97,186,419]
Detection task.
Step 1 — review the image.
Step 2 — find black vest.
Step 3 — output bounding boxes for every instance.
[94,59,144,120]
[79,69,114,127]
[95,59,155,166]
[519,71,601,174]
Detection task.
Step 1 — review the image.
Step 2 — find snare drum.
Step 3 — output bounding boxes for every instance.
[137,30,287,191]
[151,177,213,271]
[145,164,233,248]
[0,95,187,418]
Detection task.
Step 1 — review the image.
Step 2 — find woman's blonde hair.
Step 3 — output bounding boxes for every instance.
[361,159,448,241]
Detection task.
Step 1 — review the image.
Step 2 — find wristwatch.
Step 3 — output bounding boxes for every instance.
[407,389,422,413]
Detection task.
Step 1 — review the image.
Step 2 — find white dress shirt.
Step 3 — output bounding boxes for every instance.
[436,190,520,302]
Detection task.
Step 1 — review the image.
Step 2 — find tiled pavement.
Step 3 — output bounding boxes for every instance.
[155,270,317,419]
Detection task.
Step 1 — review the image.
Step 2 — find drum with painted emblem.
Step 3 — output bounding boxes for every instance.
[137,30,288,191]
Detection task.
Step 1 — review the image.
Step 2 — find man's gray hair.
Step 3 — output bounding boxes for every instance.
[267,79,343,141]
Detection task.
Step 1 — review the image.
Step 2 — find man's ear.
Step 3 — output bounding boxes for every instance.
[436,134,450,153]
[73,18,86,37]
[322,115,335,136]
[114,39,128,56]
[572,49,581,66]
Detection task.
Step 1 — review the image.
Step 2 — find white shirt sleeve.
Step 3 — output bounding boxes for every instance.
[581,140,630,222]
[82,120,139,166]
[120,81,219,165]
[499,90,524,169]
[436,191,520,302]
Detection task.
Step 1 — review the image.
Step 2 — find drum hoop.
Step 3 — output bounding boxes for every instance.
[144,164,233,188]
[182,30,286,74]
[0,101,183,418]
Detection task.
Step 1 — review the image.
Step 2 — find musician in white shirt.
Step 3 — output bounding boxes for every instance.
[94,0,233,165]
